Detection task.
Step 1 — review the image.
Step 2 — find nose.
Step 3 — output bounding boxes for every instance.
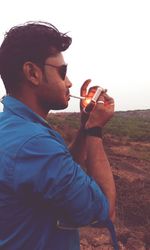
[65,76,72,88]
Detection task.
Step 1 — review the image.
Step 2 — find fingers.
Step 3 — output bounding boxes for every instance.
[85,96,115,129]
[80,82,115,113]
[103,93,114,109]
[80,85,115,129]
[80,79,91,111]
[98,92,114,104]
[93,92,115,113]
[80,79,91,97]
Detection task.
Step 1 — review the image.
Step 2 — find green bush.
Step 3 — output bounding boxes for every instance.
[47,110,150,142]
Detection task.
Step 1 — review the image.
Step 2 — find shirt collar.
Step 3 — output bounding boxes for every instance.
[1,95,50,128]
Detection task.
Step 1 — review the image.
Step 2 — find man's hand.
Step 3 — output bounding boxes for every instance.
[80,80,115,129]
[80,79,99,110]
[85,92,115,129]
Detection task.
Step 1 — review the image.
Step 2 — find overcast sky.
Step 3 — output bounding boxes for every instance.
[0,0,150,112]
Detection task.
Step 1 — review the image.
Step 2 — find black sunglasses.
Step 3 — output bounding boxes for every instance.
[44,63,67,80]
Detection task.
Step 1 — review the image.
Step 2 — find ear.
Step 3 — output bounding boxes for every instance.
[23,62,42,86]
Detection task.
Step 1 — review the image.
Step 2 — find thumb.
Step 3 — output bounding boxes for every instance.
[80,79,91,111]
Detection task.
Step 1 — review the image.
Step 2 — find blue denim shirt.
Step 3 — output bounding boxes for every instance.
[0,96,109,250]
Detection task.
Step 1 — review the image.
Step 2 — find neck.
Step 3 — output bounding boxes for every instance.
[9,92,49,120]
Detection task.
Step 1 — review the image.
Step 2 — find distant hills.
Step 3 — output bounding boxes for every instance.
[116,109,150,118]
[47,109,150,143]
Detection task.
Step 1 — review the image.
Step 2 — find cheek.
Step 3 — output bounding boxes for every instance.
[47,84,66,105]
[40,75,66,103]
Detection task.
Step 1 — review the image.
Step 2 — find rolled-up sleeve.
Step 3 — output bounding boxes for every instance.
[14,133,109,227]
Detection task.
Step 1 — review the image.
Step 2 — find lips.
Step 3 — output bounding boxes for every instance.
[66,89,70,96]
[66,90,70,97]
[67,95,70,101]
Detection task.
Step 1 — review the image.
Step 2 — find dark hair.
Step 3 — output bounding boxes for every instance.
[0,21,72,93]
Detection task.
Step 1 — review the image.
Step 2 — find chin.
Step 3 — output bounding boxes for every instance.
[52,102,68,110]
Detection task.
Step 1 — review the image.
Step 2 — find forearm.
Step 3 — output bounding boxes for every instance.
[86,136,116,221]
[69,127,87,166]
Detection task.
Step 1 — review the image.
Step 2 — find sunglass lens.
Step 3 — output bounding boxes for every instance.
[59,65,67,80]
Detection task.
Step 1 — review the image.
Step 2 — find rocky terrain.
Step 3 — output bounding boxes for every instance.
[47,110,150,250]
[80,136,150,250]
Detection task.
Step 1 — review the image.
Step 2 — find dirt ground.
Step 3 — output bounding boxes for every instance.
[79,136,150,250]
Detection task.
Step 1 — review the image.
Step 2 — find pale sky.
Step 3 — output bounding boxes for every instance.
[0,0,150,112]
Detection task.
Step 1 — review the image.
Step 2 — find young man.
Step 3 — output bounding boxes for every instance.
[0,22,116,250]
